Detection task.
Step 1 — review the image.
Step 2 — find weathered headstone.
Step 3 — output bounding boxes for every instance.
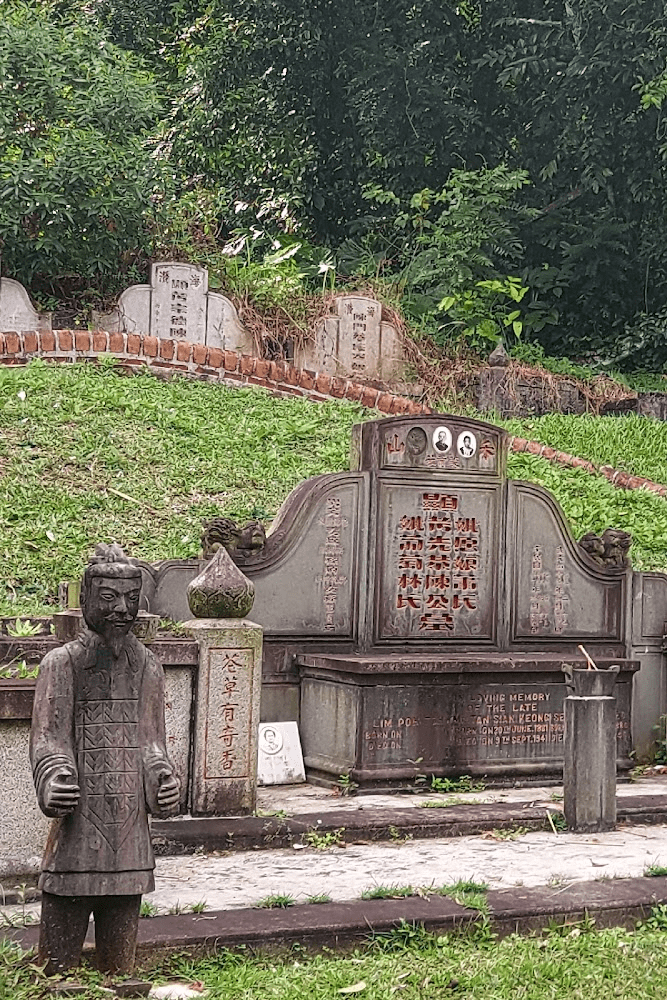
[0,277,51,331]
[257,722,306,785]
[295,295,407,382]
[30,544,179,977]
[92,262,253,352]
[150,262,208,343]
[184,547,262,814]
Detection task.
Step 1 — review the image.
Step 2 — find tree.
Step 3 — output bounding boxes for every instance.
[0,2,166,293]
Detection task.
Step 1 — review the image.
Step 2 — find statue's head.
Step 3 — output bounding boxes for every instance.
[81,543,142,656]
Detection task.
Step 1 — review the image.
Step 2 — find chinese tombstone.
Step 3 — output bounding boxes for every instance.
[30,544,180,976]
[92,261,253,354]
[145,413,650,788]
[184,546,263,815]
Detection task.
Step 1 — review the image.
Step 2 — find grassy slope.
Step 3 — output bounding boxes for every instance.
[1,360,667,617]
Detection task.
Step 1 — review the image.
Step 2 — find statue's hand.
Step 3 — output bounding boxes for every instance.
[156,770,180,812]
[45,770,80,814]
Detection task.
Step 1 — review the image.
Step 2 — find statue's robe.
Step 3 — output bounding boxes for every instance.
[30,629,173,896]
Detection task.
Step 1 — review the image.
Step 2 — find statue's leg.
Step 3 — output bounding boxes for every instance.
[38,892,92,976]
[93,894,142,975]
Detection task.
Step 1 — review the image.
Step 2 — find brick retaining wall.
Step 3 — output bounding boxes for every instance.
[1,329,665,498]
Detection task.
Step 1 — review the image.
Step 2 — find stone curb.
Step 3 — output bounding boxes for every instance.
[7,876,667,959]
[1,331,664,499]
[149,794,667,855]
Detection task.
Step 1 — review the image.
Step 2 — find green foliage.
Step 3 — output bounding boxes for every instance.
[0,2,165,291]
[302,827,345,850]
[338,167,538,350]
[361,885,414,901]
[643,863,667,878]
[253,893,296,909]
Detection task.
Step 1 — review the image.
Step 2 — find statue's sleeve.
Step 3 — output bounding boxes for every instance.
[140,648,178,816]
[30,646,77,817]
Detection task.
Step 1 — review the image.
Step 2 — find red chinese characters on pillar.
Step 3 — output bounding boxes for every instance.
[218,653,241,770]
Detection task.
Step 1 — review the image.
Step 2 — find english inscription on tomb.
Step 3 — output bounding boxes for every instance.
[359,680,632,769]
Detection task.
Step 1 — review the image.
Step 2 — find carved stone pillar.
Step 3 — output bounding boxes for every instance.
[185,618,263,815]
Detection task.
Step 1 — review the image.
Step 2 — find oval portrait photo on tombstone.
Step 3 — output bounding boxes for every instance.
[259,725,284,756]
[457,430,477,459]
[432,426,452,454]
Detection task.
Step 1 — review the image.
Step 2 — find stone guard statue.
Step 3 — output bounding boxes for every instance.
[30,544,180,976]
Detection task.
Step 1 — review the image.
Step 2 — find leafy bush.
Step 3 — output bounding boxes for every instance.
[0,2,165,289]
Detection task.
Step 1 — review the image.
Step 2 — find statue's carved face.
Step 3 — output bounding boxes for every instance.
[82,575,141,656]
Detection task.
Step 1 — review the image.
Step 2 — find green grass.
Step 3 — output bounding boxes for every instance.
[112,922,667,998]
[507,451,667,571]
[0,359,366,616]
[9,920,667,998]
[506,412,667,486]
[2,360,667,617]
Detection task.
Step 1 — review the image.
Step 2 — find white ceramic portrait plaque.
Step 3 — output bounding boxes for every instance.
[257,721,306,786]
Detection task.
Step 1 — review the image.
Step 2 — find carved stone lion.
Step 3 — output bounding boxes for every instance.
[201,517,267,560]
[578,529,632,569]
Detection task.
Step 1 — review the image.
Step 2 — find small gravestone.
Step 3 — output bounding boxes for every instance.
[0,277,51,331]
[92,263,253,352]
[295,295,407,382]
[257,722,306,785]
[31,544,180,977]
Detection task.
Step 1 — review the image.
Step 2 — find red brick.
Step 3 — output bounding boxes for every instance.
[511,436,528,452]
[192,343,207,365]
[541,446,556,461]
[239,354,256,376]
[344,382,363,402]
[109,332,125,353]
[390,396,410,415]
[613,471,631,487]
[0,334,5,355]
[222,372,243,382]
[361,387,380,409]
[143,336,159,358]
[315,373,333,395]
[299,369,317,391]
[555,451,570,465]
[406,401,423,415]
[176,341,192,363]
[4,333,20,354]
[159,339,175,361]
[271,360,288,382]
[126,334,141,356]
[329,377,346,399]
[223,351,239,372]
[284,365,300,386]
[74,331,91,351]
[254,359,271,380]
[58,331,73,351]
[39,331,56,352]
[525,440,542,456]
[628,476,645,489]
[376,392,394,413]
[207,347,224,369]
[92,332,108,352]
[23,333,38,353]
